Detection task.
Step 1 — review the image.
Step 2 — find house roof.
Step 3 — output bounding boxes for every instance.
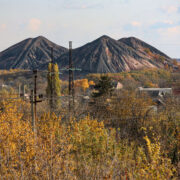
[138,87,172,94]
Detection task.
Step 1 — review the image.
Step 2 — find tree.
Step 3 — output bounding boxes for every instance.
[89,80,95,86]
[165,63,169,70]
[92,75,113,98]
[173,59,178,66]
[46,63,61,111]
[74,79,89,92]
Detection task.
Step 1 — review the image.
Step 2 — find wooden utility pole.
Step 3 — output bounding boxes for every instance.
[30,90,35,132]
[31,70,43,132]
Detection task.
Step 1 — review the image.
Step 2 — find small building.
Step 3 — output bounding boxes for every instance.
[138,87,172,106]
[112,81,123,90]
[0,83,9,89]
[138,87,172,97]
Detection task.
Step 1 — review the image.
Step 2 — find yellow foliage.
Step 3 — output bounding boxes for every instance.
[74,79,89,91]
[0,100,35,178]
[0,97,177,179]
[89,80,95,86]
[134,136,176,179]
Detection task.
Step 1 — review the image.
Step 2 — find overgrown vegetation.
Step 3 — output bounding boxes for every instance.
[0,85,179,179]
[87,68,174,88]
[0,68,179,179]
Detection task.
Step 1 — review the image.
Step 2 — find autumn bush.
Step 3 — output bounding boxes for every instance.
[87,69,172,89]
[0,94,178,179]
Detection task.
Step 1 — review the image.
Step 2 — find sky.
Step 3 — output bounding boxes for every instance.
[0,0,180,58]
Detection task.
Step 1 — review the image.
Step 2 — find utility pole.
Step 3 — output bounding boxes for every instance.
[31,70,43,132]
[50,47,54,113]
[18,84,21,97]
[33,70,38,121]
[30,90,35,132]
[69,41,74,116]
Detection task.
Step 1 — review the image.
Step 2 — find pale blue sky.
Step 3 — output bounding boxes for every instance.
[0,0,180,57]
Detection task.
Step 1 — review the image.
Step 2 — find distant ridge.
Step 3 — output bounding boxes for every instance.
[0,35,173,73]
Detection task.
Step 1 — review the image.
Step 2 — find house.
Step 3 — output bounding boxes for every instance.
[138,87,172,96]
[112,81,123,90]
[138,87,172,106]
[0,83,9,89]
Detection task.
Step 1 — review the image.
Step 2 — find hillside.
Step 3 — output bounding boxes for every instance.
[0,36,67,70]
[0,35,173,73]
[56,35,172,74]
[119,37,169,58]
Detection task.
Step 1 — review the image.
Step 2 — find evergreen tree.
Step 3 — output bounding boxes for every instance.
[46,63,61,110]
[92,75,113,98]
